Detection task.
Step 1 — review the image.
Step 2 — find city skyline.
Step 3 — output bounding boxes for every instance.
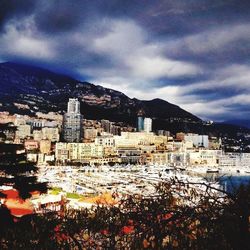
[0,1,250,121]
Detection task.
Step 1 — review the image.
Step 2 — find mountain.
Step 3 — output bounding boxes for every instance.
[223,119,250,129]
[0,62,249,136]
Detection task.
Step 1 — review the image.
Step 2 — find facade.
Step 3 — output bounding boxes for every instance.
[24,139,39,151]
[42,127,60,142]
[63,99,83,142]
[33,127,60,142]
[55,143,68,161]
[184,134,209,148]
[55,142,104,162]
[157,130,171,136]
[110,124,121,135]
[40,139,51,154]
[144,118,152,133]
[137,116,144,132]
[116,147,141,164]
[33,130,42,141]
[189,150,221,166]
[16,124,31,139]
[95,135,115,147]
[27,119,45,129]
[176,132,185,141]
[219,153,250,168]
[114,132,155,147]
[67,98,80,113]
[151,152,169,165]
[84,127,97,140]
[101,120,111,133]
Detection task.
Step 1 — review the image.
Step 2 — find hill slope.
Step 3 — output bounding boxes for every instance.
[0,62,249,136]
[0,62,199,122]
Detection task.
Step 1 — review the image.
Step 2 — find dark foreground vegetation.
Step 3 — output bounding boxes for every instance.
[0,179,249,250]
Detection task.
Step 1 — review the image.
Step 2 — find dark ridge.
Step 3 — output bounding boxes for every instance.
[0,61,249,136]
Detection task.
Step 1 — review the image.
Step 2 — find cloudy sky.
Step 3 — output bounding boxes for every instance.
[0,0,250,121]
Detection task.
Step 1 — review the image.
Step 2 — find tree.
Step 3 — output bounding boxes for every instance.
[0,142,47,230]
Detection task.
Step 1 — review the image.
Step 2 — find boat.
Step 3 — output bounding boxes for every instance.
[206,168,219,173]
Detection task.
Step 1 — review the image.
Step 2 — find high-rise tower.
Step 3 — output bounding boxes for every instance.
[63,98,83,142]
[137,109,145,132]
[67,98,80,114]
[144,118,152,133]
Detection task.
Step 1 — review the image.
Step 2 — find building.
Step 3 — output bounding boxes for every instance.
[84,127,98,140]
[219,153,250,168]
[55,142,104,162]
[27,153,38,162]
[95,135,115,147]
[114,132,155,147]
[40,139,51,154]
[15,124,31,140]
[42,127,60,142]
[27,119,45,129]
[0,112,15,124]
[33,129,42,141]
[157,130,171,137]
[137,110,145,132]
[63,98,83,142]
[184,134,209,148]
[137,117,144,132]
[67,98,80,113]
[189,150,221,166]
[24,139,39,151]
[110,124,121,135]
[116,147,141,164]
[151,152,169,165]
[33,127,59,142]
[209,137,222,150]
[144,118,152,133]
[101,120,111,133]
[55,143,68,162]
[176,132,185,141]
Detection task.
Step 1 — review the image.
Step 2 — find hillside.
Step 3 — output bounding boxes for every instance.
[0,63,198,120]
[0,62,249,136]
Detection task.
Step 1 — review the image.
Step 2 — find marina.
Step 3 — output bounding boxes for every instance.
[37,163,249,200]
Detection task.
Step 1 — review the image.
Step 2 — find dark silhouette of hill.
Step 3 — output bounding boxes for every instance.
[0,62,249,136]
[223,119,250,129]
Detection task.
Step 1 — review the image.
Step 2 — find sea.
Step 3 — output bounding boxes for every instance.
[205,173,250,193]
[219,175,250,193]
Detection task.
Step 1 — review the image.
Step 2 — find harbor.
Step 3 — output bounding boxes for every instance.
[37,163,250,205]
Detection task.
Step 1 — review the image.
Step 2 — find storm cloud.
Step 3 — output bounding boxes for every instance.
[0,0,250,121]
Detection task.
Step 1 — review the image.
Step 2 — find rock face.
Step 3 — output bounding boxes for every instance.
[0,62,200,126]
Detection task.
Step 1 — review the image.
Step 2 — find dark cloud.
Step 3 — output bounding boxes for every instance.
[0,0,250,121]
[0,0,35,28]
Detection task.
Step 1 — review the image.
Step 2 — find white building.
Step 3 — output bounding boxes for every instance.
[67,98,80,114]
[219,153,250,168]
[184,134,209,148]
[189,150,222,166]
[95,135,115,147]
[55,142,104,162]
[144,118,152,133]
